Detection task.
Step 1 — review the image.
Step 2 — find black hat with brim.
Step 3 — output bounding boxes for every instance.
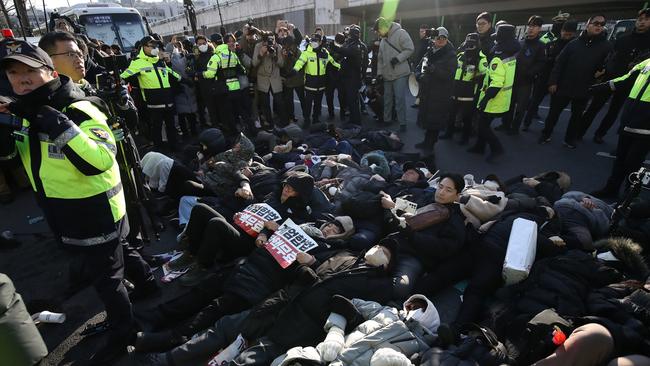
[0,40,54,70]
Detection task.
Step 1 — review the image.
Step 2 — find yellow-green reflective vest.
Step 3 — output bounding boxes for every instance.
[293,46,340,91]
[13,100,126,246]
[478,55,517,114]
[120,49,180,108]
[203,44,243,91]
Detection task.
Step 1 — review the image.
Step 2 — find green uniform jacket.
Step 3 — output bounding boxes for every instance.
[608,57,650,137]
[11,96,126,246]
[477,55,517,114]
[203,44,246,91]
[120,49,180,108]
[293,45,340,91]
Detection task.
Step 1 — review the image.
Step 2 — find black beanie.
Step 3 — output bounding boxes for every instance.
[198,128,226,157]
[495,24,516,43]
[476,12,492,24]
[283,172,314,200]
[210,33,223,44]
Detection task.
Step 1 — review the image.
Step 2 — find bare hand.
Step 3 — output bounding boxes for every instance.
[264,220,279,231]
[581,197,596,210]
[380,192,395,209]
[548,85,558,94]
[255,233,268,247]
[235,187,253,199]
[370,174,385,182]
[523,178,541,187]
[296,252,315,265]
[241,167,253,178]
[0,103,10,114]
[548,236,566,247]
[324,159,337,167]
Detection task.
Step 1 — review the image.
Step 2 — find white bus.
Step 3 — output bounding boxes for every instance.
[58,3,147,54]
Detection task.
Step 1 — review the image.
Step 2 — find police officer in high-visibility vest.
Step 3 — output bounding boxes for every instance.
[590,57,650,198]
[121,36,181,151]
[468,24,519,161]
[0,41,133,364]
[204,33,249,133]
[440,33,487,144]
[293,33,340,128]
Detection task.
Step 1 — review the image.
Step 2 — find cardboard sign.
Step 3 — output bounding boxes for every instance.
[234,203,282,237]
[264,219,319,268]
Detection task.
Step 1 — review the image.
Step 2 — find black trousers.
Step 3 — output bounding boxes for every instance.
[523,72,550,126]
[604,133,650,193]
[163,162,201,200]
[502,82,533,131]
[578,87,629,139]
[228,90,253,133]
[177,113,198,138]
[326,75,345,117]
[445,99,475,138]
[304,89,325,126]
[147,107,177,150]
[67,238,132,344]
[185,203,253,267]
[471,111,504,153]
[343,77,362,124]
[172,291,249,338]
[415,245,503,326]
[259,89,287,127]
[541,95,588,142]
[283,86,306,121]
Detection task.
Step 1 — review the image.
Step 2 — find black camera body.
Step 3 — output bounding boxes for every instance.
[266,37,275,53]
[0,113,21,130]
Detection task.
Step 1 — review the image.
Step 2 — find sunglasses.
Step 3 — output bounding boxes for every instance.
[590,21,606,27]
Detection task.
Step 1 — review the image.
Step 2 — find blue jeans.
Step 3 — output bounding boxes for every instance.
[392,253,424,301]
[384,75,409,126]
[178,195,199,226]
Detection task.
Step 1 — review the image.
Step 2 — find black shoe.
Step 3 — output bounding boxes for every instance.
[563,140,577,149]
[466,146,484,154]
[593,135,605,144]
[135,331,186,353]
[134,309,165,333]
[439,132,453,140]
[411,103,419,109]
[129,279,161,303]
[538,135,551,144]
[89,341,128,365]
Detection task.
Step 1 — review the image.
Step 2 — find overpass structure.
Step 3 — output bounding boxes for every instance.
[151,0,647,43]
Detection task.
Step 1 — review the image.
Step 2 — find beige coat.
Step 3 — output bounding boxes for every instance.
[252,42,285,93]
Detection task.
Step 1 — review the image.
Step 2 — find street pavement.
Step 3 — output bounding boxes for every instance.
[0,91,640,365]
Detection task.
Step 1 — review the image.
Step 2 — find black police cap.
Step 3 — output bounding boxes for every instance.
[0,40,54,70]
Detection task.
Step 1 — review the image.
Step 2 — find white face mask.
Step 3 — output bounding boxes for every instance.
[310,41,320,49]
[198,44,208,53]
[405,308,425,322]
[197,152,204,161]
[149,47,159,56]
[364,246,389,268]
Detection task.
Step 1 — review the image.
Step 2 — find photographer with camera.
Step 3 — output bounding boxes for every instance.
[0,40,134,364]
[120,35,181,152]
[331,25,368,125]
[253,33,287,128]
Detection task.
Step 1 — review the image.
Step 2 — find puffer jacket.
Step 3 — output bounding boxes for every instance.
[377,22,415,81]
[553,191,613,248]
[327,297,436,366]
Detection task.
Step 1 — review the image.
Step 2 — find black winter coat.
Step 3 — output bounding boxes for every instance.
[397,203,467,268]
[607,30,650,78]
[549,32,613,98]
[515,36,546,85]
[415,42,457,131]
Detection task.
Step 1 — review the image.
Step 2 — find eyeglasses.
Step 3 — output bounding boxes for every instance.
[590,21,606,27]
[50,50,84,59]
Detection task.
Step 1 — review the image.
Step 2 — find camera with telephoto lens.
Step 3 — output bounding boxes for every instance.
[96,54,129,97]
[266,37,275,54]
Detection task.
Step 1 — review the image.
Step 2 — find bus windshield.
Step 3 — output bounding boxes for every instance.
[79,13,146,53]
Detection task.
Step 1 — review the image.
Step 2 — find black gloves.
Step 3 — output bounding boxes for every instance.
[486,195,502,204]
[478,87,500,111]
[10,104,74,139]
[588,82,612,94]
[390,57,399,68]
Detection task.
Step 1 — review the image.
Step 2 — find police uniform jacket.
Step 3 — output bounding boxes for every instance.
[120,48,181,108]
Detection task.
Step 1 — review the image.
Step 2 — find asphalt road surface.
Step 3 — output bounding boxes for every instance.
[0,91,640,365]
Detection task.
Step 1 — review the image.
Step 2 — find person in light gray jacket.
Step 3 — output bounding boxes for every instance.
[374,17,415,130]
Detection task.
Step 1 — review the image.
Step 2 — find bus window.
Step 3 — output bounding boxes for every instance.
[79,13,145,53]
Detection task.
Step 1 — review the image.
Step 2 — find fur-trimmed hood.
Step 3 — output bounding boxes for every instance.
[595,237,650,280]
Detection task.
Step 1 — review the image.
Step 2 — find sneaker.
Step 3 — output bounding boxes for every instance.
[166,252,194,272]
[179,264,210,287]
[538,135,551,144]
[563,140,577,149]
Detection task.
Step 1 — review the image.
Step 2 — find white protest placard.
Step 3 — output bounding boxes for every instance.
[264,219,319,268]
[233,203,282,237]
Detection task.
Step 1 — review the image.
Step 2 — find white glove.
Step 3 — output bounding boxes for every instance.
[316,326,345,362]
